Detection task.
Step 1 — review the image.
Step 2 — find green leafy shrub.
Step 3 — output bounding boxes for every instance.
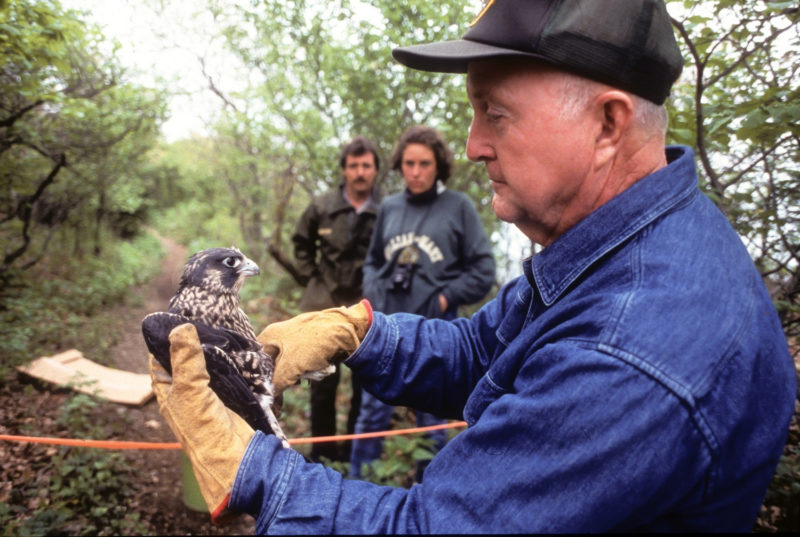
[0,228,161,534]
[357,434,436,488]
[0,391,145,536]
[0,230,164,374]
[150,202,244,252]
[2,448,147,537]
[56,388,104,439]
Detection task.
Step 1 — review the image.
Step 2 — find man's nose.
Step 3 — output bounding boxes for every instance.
[466,117,490,162]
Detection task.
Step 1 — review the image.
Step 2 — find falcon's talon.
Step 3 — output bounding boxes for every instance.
[300,364,337,382]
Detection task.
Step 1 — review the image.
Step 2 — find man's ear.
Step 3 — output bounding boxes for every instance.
[593,90,634,170]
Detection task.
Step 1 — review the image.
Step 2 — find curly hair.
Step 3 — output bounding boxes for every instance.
[390,126,453,182]
[339,136,380,171]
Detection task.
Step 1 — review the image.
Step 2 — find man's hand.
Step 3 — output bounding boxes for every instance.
[258,299,372,398]
[149,323,255,523]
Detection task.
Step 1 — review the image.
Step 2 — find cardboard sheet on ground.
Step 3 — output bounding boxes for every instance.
[18,349,153,405]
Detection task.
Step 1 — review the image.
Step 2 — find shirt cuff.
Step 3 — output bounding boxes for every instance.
[344,310,394,376]
[229,431,300,533]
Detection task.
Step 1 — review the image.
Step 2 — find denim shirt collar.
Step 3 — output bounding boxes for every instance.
[524,146,698,306]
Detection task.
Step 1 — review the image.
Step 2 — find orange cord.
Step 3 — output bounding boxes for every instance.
[0,421,467,451]
[0,435,182,450]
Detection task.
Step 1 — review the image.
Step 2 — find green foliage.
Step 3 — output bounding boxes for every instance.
[179,0,502,305]
[0,222,160,536]
[0,391,146,536]
[151,201,244,254]
[56,390,103,439]
[0,0,173,277]
[666,0,800,342]
[0,230,164,374]
[357,434,436,488]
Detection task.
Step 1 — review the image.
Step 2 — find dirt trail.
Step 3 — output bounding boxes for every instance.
[107,231,186,374]
[1,231,257,534]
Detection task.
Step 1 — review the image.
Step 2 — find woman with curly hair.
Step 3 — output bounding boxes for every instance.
[350,125,496,481]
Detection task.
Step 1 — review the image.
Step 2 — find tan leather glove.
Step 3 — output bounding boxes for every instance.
[149,323,255,524]
[258,299,372,398]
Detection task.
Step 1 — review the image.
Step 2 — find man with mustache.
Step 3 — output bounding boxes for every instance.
[290,135,380,463]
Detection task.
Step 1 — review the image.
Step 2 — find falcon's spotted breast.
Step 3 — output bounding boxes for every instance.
[142,247,288,446]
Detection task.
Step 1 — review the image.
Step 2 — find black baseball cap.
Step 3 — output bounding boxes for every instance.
[392,0,683,105]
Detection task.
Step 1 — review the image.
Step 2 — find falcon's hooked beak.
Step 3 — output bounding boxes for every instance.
[239,256,260,277]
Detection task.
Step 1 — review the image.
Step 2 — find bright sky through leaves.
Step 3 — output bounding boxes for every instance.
[61,0,246,142]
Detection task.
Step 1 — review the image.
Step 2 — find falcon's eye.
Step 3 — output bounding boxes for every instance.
[223,256,241,268]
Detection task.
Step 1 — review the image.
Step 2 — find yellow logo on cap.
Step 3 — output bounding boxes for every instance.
[470,0,497,27]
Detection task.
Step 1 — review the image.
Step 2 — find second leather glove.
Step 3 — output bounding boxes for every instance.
[257,299,372,398]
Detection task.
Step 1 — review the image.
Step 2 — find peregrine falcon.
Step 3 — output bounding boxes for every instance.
[142,247,288,447]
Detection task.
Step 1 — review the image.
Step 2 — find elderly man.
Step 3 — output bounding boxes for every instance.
[149,0,796,533]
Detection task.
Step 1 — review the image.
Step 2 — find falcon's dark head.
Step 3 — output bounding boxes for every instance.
[177,247,260,297]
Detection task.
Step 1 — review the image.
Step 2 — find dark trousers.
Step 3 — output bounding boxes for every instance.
[309,364,362,462]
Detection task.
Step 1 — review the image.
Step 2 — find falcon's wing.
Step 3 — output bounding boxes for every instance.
[141,312,273,434]
[203,345,272,434]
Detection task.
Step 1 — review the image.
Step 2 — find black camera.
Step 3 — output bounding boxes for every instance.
[390,263,414,292]
[389,245,419,293]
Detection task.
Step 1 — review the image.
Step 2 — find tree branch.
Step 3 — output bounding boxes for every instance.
[266,165,304,285]
[1,153,67,273]
[0,100,45,128]
[199,56,239,112]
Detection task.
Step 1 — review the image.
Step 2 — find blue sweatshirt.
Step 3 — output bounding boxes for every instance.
[362,182,495,317]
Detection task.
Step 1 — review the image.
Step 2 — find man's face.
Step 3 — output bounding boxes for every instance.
[466,59,598,246]
[343,152,377,196]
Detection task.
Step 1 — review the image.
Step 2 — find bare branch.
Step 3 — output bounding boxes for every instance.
[0,100,45,128]
[704,17,795,90]
[1,153,67,273]
[199,56,239,112]
[266,165,304,285]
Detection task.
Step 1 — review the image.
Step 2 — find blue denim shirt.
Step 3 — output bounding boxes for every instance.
[230,146,796,533]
